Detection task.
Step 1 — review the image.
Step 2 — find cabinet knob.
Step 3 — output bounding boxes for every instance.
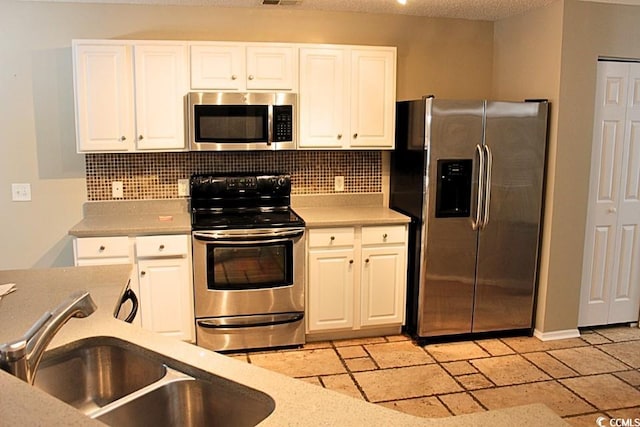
[330,236,335,241]
[159,244,165,250]
[99,245,106,251]
[349,260,354,264]
[231,74,237,80]
[248,75,254,80]
[608,207,617,213]
[140,271,146,276]
[353,133,358,139]
[365,258,370,263]
[120,136,127,142]
[337,134,342,140]
[383,233,388,239]
[138,135,144,141]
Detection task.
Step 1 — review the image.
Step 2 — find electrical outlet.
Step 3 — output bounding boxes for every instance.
[11,183,31,201]
[334,176,345,192]
[178,179,189,197]
[112,181,124,199]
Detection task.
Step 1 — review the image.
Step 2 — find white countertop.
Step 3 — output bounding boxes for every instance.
[0,265,567,426]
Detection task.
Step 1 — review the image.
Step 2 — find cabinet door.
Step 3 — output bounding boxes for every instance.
[134,44,188,150]
[349,48,396,149]
[360,245,406,326]
[246,46,295,90]
[74,44,134,152]
[299,48,347,149]
[138,257,194,341]
[307,248,355,331]
[190,44,244,90]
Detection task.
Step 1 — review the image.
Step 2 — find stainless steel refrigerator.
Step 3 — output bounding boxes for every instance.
[390,97,549,338]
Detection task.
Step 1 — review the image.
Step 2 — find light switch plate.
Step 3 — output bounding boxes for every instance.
[11,183,31,201]
[334,176,345,192]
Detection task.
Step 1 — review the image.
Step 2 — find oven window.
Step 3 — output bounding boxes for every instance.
[195,105,268,143]
[206,241,292,290]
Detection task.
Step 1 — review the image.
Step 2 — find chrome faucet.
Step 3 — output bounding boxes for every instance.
[0,290,97,384]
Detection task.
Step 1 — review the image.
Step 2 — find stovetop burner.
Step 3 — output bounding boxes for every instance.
[190,173,305,230]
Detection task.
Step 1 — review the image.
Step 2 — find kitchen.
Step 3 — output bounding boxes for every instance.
[1,0,640,424]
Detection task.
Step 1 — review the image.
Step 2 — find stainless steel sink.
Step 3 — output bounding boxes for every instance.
[97,378,277,427]
[34,337,167,412]
[33,336,275,427]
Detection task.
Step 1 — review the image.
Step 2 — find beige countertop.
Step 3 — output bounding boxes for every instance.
[294,206,410,227]
[0,265,567,426]
[68,196,410,237]
[68,199,191,237]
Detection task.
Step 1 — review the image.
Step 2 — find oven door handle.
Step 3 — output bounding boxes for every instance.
[197,312,304,329]
[193,227,305,242]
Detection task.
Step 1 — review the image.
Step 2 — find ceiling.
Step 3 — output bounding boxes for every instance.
[25,0,640,21]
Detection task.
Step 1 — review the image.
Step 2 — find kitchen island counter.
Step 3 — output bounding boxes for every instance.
[0,267,567,426]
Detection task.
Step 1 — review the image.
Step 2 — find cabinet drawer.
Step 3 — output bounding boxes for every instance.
[75,236,130,259]
[136,235,189,257]
[308,227,355,248]
[362,225,406,245]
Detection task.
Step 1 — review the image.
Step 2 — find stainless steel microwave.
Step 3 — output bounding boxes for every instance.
[187,92,297,151]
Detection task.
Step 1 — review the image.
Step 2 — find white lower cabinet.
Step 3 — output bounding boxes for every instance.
[306,224,407,338]
[74,234,194,342]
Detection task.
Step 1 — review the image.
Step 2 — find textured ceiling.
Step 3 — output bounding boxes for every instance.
[24,0,640,21]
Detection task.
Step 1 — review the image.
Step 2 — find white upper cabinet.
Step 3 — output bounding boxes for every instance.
[190,43,297,91]
[73,40,188,153]
[73,40,396,152]
[299,45,396,149]
[73,44,135,152]
[133,44,188,150]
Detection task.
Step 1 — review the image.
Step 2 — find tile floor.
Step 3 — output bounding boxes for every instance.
[228,326,640,425]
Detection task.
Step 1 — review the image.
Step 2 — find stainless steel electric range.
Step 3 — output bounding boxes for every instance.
[190,173,305,352]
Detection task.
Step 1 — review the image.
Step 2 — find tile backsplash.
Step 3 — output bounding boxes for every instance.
[86,151,382,200]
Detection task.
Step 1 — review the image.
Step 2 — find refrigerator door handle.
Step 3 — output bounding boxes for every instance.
[472,143,485,230]
[481,145,493,229]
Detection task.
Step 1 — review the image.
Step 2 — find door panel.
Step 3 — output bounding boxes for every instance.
[580,61,640,326]
[307,248,355,332]
[419,99,483,337]
[473,101,548,333]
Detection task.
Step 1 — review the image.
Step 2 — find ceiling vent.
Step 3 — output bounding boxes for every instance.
[262,0,303,5]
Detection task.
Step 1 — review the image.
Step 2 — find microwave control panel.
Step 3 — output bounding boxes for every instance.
[273,105,293,142]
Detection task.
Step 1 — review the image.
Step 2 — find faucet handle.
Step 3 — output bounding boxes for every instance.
[0,312,52,362]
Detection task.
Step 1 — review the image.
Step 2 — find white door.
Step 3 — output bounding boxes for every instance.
[298,48,347,148]
[134,44,188,150]
[74,44,134,152]
[579,61,640,326]
[360,246,406,326]
[138,257,193,341]
[349,48,396,149]
[307,248,355,331]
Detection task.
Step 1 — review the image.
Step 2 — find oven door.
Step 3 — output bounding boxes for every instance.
[192,228,305,318]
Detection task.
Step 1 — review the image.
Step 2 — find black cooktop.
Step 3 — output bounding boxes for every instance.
[190,173,305,230]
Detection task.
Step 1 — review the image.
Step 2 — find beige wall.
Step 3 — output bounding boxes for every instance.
[0,1,493,269]
[492,1,564,334]
[495,0,640,334]
[543,0,640,331]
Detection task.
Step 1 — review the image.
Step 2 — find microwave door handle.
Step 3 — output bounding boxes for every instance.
[267,104,273,146]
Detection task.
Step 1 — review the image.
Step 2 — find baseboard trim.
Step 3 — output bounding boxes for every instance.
[533,328,581,341]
